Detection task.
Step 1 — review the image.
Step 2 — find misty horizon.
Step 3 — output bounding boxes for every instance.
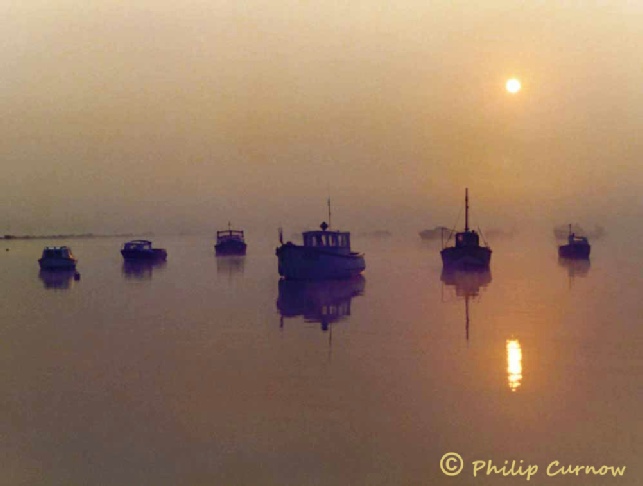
[2,2,642,237]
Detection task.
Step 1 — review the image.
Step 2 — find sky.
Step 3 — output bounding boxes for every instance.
[2,1,642,236]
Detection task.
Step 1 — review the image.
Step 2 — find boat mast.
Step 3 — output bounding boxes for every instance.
[327,197,332,229]
[465,188,469,232]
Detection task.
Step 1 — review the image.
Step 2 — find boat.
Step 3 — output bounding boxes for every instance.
[276,221,366,280]
[558,225,591,259]
[120,240,167,261]
[553,223,605,240]
[38,246,77,270]
[419,226,449,240]
[440,189,492,269]
[215,224,247,255]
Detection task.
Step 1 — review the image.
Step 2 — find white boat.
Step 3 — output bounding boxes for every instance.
[276,222,365,280]
[38,246,77,270]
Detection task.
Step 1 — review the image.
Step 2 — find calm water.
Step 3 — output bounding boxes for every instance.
[1,231,641,485]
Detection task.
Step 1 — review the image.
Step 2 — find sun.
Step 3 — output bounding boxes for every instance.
[506,78,521,94]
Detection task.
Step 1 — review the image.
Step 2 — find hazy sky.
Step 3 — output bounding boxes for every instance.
[2,1,642,234]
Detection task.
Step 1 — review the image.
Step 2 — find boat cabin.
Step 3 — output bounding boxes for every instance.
[568,234,589,246]
[122,240,154,251]
[302,223,352,254]
[217,230,245,242]
[41,246,74,259]
[455,230,481,248]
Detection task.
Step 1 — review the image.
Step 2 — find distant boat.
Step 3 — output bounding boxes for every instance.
[121,240,167,261]
[553,223,605,240]
[38,246,77,270]
[440,189,492,269]
[215,223,247,256]
[276,221,365,280]
[558,225,591,259]
[419,226,449,240]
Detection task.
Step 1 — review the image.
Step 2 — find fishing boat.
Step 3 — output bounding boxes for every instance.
[38,246,77,270]
[440,189,492,269]
[215,224,247,255]
[276,221,365,280]
[558,225,591,259]
[120,240,167,261]
[419,226,449,241]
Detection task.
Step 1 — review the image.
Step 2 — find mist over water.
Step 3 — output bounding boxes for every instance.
[2,2,643,236]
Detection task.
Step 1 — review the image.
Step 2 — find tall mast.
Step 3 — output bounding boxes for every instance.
[327,197,332,229]
[465,188,469,232]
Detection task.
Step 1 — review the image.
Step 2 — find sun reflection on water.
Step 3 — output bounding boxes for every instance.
[506,339,523,392]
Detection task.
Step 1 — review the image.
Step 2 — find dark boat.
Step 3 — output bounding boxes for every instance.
[276,222,365,280]
[419,226,449,240]
[440,189,492,269]
[38,246,77,270]
[558,225,590,259]
[120,240,167,261]
[215,224,247,255]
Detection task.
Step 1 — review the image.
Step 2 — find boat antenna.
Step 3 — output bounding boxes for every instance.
[278,227,283,244]
[327,197,332,229]
[228,221,231,231]
[465,188,469,232]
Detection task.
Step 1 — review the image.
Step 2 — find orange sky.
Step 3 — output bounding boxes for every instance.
[1,1,642,234]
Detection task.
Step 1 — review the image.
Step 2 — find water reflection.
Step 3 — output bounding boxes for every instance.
[558,257,591,280]
[121,261,167,280]
[440,268,492,342]
[216,255,245,278]
[276,276,365,331]
[506,339,523,392]
[38,269,78,290]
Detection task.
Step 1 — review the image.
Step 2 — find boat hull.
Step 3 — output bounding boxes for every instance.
[441,246,492,269]
[558,244,590,259]
[276,244,365,280]
[215,240,247,256]
[38,258,77,270]
[121,249,167,261]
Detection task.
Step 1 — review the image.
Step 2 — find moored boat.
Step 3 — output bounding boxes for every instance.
[276,221,365,280]
[440,189,492,269]
[215,224,247,255]
[120,240,167,261]
[38,246,77,270]
[558,225,591,259]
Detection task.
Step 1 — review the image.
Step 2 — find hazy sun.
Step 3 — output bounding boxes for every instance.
[506,78,521,94]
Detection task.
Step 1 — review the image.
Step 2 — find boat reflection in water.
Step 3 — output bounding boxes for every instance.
[121,260,167,280]
[558,257,591,280]
[506,339,523,392]
[277,276,365,331]
[440,268,492,342]
[216,255,245,278]
[38,269,79,290]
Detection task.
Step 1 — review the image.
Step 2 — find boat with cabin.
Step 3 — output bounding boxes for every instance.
[38,246,77,270]
[440,189,492,269]
[558,224,591,259]
[215,224,247,255]
[276,221,365,280]
[120,240,167,261]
